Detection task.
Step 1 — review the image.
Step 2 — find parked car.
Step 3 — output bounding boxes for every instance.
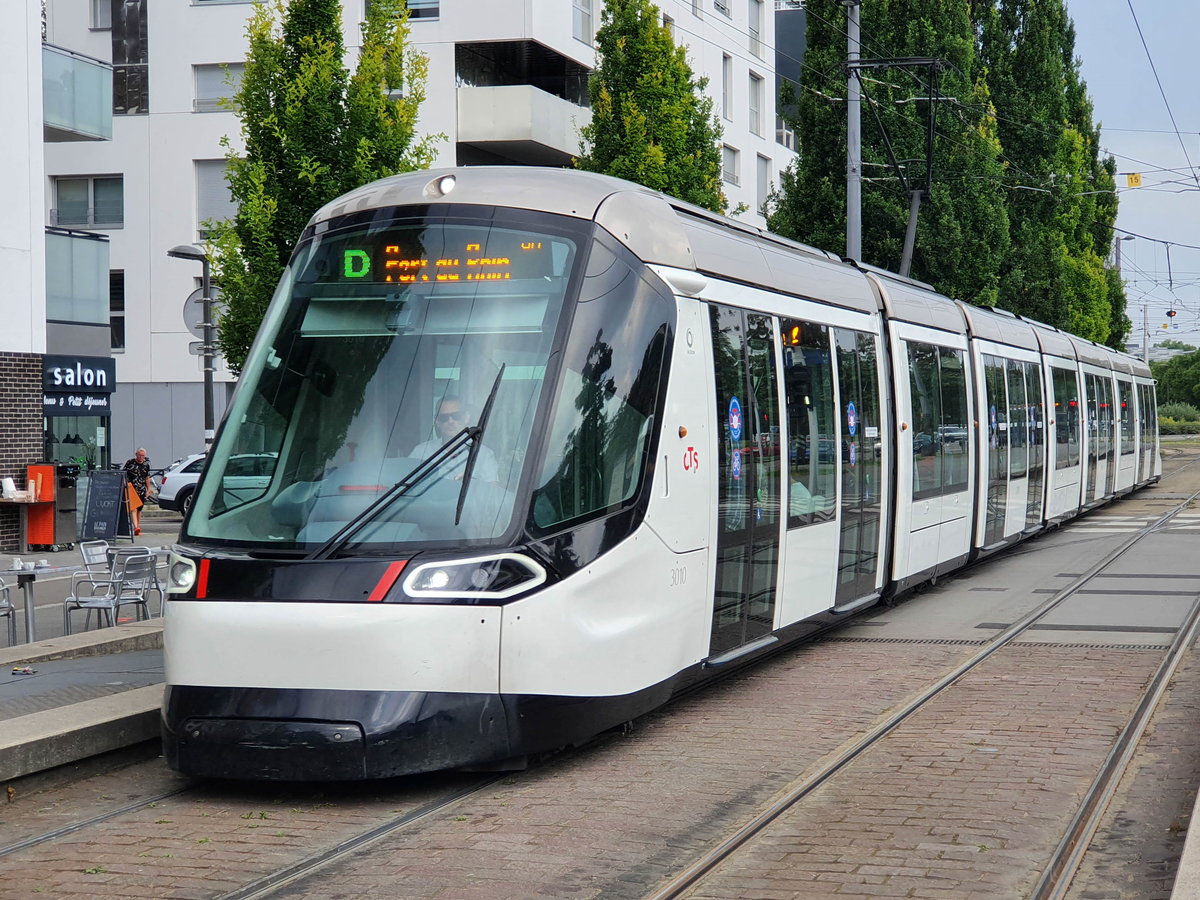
[156,452,278,515]
[155,453,206,514]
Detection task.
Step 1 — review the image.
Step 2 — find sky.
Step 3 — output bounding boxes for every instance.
[1066,0,1200,348]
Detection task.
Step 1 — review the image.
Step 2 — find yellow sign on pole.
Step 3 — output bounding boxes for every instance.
[1127,173,1143,188]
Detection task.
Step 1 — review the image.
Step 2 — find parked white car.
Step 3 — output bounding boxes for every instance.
[155,453,206,514]
[156,452,277,515]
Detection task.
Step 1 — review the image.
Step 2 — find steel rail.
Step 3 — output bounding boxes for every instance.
[646,485,1200,900]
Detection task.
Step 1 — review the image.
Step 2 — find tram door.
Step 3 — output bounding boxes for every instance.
[982,355,1009,546]
[709,304,781,656]
[834,329,883,606]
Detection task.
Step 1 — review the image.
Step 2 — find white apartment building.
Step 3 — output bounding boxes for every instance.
[43,0,797,462]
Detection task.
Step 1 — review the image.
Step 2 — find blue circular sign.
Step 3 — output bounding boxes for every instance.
[728,397,743,441]
[847,401,858,437]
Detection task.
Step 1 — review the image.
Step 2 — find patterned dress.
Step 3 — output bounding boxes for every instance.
[123,457,152,501]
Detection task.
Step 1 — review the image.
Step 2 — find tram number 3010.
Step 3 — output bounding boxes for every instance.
[670,565,688,587]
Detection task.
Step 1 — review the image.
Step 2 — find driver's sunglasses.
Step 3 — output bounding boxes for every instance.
[436,411,464,424]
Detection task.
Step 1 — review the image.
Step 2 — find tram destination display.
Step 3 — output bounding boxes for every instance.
[80,469,132,540]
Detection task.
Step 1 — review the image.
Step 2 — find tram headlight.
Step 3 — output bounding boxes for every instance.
[402,553,547,600]
[167,552,197,594]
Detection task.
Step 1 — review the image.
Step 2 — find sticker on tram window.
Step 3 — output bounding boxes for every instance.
[849,442,857,467]
[728,397,743,441]
[865,426,879,438]
[847,401,858,437]
[731,447,742,480]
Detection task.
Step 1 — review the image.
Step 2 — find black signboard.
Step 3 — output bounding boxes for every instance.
[80,470,132,541]
[43,355,116,419]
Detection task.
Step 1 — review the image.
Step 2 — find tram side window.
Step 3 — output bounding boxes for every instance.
[907,341,969,500]
[1052,367,1081,469]
[939,348,969,493]
[781,318,836,525]
[1006,360,1027,479]
[1085,374,1100,462]
[531,240,672,531]
[1118,380,1134,454]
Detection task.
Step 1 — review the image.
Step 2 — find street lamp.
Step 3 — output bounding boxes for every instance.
[166,244,215,449]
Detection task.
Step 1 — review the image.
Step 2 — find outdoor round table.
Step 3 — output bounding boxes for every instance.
[11,564,80,643]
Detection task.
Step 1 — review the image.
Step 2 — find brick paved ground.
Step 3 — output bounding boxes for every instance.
[1066,649,1200,900]
[676,645,1162,900]
[0,641,1187,899]
[0,641,975,898]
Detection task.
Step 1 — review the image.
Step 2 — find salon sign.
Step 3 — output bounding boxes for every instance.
[42,355,116,417]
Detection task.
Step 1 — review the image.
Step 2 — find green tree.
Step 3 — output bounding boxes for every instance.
[208,0,441,373]
[978,0,1126,346]
[768,0,1010,307]
[575,0,726,212]
[1151,352,1200,407]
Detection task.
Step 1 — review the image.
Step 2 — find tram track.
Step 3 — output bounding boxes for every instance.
[646,484,1200,900]
[1,466,1196,897]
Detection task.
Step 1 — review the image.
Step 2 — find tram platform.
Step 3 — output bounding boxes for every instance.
[0,507,175,783]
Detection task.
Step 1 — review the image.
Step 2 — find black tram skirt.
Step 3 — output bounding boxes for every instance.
[162,681,672,781]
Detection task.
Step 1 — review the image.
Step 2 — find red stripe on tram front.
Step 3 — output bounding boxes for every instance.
[195,558,211,598]
[367,560,408,602]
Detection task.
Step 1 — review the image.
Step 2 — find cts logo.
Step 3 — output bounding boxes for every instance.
[683,446,699,472]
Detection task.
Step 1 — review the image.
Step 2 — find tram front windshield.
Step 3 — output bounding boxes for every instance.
[184,207,669,552]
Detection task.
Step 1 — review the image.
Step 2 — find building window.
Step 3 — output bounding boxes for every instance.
[722,145,739,185]
[110,270,126,351]
[112,0,149,115]
[749,72,763,135]
[714,0,731,17]
[53,176,124,228]
[756,154,770,213]
[196,160,238,238]
[407,0,439,19]
[663,13,675,38]
[91,0,112,29]
[693,0,703,16]
[721,54,732,121]
[573,0,593,44]
[776,114,796,150]
[749,0,764,58]
[194,63,244,113]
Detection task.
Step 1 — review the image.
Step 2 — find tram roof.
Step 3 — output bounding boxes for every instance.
[308,167,880,315]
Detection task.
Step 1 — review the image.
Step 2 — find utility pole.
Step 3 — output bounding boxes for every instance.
[845,0,862,262]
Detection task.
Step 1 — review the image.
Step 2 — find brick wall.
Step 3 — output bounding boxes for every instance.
[0,353,44,551]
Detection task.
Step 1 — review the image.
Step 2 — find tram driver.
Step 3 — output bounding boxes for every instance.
[409,395,500,484]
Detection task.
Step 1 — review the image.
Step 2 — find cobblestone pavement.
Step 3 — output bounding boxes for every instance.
[0,641,975,898]
[1066,649,1200,900]
[677,644,1163,900]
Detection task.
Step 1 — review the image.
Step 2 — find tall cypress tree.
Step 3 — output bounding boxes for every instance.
[769,0,1010,307]
[575,0,726,213]
[208,0,441,373]
[978,0,1125,346]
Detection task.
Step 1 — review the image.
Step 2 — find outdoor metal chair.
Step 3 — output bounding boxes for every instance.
[109,547,165,616]
[63,551,157,634]
[69,540,118,608]
[0,575,15,646]
[79,539,110,573]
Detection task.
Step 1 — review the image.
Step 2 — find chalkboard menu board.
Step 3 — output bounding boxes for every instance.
[80,470,132,541]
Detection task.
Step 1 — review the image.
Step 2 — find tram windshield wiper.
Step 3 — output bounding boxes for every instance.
[307,427,473,560]
[455,363,505,526]
[306,365,507,560]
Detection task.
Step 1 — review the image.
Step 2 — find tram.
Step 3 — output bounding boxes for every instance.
[161,167,1160,780]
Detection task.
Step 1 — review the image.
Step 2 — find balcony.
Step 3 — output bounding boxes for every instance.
[43,44,113,142]
[45,229,110,326]
[457,85,591,167]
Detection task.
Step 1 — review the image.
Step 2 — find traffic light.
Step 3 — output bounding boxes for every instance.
[1167,309,1178,318]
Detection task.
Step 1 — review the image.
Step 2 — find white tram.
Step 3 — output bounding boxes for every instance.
[160,168,1160,780]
